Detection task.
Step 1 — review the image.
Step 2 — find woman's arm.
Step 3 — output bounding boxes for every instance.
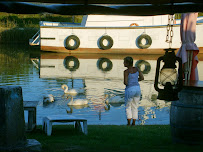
[124,70,128,86]
[137,68,144,81]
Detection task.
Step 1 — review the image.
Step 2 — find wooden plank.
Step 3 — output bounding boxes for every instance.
[0,1,203,15]
[0,2,203,16]
[23,101,39,108]
[3,0,203,5]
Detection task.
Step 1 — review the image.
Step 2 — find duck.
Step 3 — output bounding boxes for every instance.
[43,94,54,103]
[61,84,77,96]
[67,96,88,106]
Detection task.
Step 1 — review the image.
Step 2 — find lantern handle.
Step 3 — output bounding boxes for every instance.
[154,56,164,92]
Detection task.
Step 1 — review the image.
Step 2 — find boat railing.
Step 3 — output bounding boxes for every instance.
[30,59,39,69]
[29,30,40,46]
[40,21,81,27]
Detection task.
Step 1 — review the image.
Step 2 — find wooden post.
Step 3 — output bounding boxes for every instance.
[0,86,26,150]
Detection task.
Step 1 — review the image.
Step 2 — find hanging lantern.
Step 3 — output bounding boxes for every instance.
[154,48,183,101]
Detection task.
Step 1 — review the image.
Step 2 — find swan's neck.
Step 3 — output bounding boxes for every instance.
[105,99,109,104]
[62,85,68,92]
[65,86,68,92]
[70,96,74,103]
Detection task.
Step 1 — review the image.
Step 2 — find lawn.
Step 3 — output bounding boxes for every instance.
[26,125,202,152]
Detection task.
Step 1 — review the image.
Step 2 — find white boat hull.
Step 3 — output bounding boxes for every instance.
[40,24,203,54]
[37,15,203,54]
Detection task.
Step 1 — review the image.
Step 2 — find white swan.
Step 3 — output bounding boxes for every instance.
[61,84,77,96]
[105,95,125,104]
[43,94,54,103]
[104,95,124,107]
[67,96,88,106]
[66,104,89,113]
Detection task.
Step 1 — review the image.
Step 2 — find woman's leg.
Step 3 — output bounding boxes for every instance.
[131,96,140,125]
[132,119,136,126]
[125,100,132,125]
[127,119,131,126]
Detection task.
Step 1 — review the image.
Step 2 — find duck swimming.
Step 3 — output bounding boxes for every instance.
[43,94,54,103]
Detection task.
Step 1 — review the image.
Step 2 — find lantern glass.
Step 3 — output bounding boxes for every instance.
[154,48,183,101]
[159,68,178,86]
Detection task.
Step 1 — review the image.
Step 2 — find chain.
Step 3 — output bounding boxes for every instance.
[166,15,174,48]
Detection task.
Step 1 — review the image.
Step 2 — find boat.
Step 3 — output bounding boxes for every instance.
[29,15,203,54]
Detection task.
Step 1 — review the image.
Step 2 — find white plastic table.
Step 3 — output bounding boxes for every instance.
[42,115,88,136]
[23,101,39,131]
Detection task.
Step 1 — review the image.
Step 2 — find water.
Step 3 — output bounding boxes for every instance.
[1,45,202,125]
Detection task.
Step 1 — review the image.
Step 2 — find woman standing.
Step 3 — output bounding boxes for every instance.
[124,57,144,126]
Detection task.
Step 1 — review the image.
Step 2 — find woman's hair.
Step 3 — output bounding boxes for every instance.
[124,56,133,66]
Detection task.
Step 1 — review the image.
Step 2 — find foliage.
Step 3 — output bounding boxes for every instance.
[27,125,203,152]
[0,13,82,44]
[0,27,38,44]
[0,12,83,28]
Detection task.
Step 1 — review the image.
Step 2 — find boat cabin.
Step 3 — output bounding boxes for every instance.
[81,15,170,27]
[40,14,171,27]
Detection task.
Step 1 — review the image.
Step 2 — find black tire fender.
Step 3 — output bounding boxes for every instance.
[65,35,80,50]
[135,60,151,74]
[137,34,152,49]
[64,56,80,71]
[98,35,113,50]
[97,58,113,71]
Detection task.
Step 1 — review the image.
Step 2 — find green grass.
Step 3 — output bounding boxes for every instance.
[0,13,82,44]
[0,12,82,28]
[26,125,203,152]
[0,27,38,44]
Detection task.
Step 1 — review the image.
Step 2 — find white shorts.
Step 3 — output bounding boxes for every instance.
[125,86,141,119]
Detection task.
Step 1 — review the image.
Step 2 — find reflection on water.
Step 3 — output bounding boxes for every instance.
[1,45,203,125]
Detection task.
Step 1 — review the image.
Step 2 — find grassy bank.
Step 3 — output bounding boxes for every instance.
[0,13,82,28]
[0,27,39,44]
[0,13,82,44]
[27,125,202,152]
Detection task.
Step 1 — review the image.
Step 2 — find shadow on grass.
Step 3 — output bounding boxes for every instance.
[26,125,203,152]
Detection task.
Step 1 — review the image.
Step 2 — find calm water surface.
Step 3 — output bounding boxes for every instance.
[1,45,202,125]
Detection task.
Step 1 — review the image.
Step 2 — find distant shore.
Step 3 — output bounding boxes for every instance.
[0,27,38,44]
[0,12,82,44]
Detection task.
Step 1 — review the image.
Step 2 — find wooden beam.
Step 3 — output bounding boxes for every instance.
[0,2,202,16]
[1,0,203,5]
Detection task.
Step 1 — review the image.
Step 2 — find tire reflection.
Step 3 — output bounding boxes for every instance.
[97,58,113,71]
